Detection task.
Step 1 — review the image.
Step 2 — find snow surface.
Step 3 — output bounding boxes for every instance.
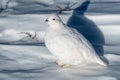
[0,0,120,80]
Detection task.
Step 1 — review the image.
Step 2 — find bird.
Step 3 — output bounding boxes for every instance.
[44,14,107,67]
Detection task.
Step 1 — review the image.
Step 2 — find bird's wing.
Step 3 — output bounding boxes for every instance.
[67,27,96,53]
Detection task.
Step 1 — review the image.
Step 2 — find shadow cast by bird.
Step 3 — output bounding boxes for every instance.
[67,0,105,56]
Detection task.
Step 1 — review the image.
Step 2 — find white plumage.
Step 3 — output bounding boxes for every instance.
[45,14,106,67]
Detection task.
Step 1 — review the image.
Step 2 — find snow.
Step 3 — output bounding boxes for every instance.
[0,0,120,80]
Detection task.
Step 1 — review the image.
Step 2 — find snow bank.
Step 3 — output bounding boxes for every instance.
[0,29,45,44]
[0,0,120,80]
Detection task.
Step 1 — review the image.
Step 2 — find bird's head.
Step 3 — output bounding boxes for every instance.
[45,14,63,27]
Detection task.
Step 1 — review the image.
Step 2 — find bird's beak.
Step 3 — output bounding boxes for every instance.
[45,19,49,22]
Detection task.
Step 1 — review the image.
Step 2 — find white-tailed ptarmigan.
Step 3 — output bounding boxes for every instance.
[45,14,107,67]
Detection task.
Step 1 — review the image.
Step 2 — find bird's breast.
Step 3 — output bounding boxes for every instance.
[45,29,61,50]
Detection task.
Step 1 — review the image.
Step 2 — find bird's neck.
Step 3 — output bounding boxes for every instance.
[49,22,65,29]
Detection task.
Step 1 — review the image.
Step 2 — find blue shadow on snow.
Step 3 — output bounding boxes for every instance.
[67,0,105,56]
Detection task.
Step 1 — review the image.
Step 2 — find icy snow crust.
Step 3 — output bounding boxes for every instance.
[0,0,120,80]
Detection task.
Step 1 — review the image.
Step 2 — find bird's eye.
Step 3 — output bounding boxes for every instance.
[53,18,55,20]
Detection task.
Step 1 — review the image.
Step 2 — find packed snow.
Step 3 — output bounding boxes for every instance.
[0,0,120,80]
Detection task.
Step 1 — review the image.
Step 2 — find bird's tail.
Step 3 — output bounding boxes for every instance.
[96,57,107,66]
